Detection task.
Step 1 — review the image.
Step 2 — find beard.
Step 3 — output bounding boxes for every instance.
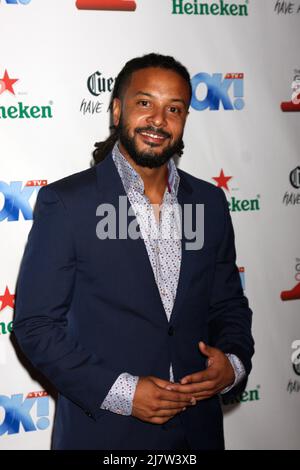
[118,118,184,169]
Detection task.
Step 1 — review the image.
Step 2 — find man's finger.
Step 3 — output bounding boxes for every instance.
[151,377,175,389]
[192,387,224,399]
[158,400,194,410]
[165,380,217,394]
[167,372,216,390]
[158,389,196,404]
[180,371,210,384]
[193,393,214,401]
[153,407,187,417]
[180,373,200,385]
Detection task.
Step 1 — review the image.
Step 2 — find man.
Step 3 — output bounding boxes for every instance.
[14,53,254,450]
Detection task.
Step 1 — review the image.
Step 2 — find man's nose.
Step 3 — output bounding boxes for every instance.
[146,106,167,128]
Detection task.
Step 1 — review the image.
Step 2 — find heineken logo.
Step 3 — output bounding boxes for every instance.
[212,169,261,212]
[229,196,260,212]
[172,0,249,16]
[0,102,52,119]
[222,386,261,405]
[0,69,53,119]
[0,320,13,336]
[0,286,14,337]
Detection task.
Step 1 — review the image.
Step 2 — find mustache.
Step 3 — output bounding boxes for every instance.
[135,126,171,139]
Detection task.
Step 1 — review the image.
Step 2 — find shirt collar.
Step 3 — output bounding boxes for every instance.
[112,141,180,197]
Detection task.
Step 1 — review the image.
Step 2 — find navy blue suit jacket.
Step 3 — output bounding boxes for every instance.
[14,153,254,450]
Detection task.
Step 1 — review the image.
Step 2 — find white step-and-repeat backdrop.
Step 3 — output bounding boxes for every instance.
[0,0,299,450]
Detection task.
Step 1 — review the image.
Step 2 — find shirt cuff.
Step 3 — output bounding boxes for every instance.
[220,354,246,394]
[100,373,139,415]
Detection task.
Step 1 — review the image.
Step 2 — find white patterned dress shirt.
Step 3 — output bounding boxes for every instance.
[100,142,245,415]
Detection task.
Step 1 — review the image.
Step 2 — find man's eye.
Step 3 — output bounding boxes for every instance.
[138,100,149,107]
[169,106,180,113]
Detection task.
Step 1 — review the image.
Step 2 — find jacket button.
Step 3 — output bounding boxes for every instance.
[168,326,174,336]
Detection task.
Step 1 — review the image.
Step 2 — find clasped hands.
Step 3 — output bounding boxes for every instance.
[132,342,235,424]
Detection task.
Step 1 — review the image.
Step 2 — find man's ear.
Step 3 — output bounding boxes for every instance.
[112,98,121,127]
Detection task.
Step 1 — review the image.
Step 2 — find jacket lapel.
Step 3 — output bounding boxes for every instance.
[96,153,168,326]
[95,153,198,326]
[169,169,199,325]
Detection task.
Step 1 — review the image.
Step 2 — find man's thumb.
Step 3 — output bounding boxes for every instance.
[199,341,212,356]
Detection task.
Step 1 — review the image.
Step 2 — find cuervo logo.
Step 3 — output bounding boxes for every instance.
[87,71,114,97]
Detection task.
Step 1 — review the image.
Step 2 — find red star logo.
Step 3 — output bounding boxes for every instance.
[0,286,15,312]
[0,70,19,96]
[212,169,233,192]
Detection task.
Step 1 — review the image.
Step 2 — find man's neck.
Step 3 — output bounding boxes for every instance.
[118,142,169,205]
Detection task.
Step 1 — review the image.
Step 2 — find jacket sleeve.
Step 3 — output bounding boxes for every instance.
[207,188,255,386]
[13,185,120,421]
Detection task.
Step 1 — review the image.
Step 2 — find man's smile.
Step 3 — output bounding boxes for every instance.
[136,128,171,146]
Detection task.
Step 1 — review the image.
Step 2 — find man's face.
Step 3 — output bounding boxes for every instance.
[113,67,190,168]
